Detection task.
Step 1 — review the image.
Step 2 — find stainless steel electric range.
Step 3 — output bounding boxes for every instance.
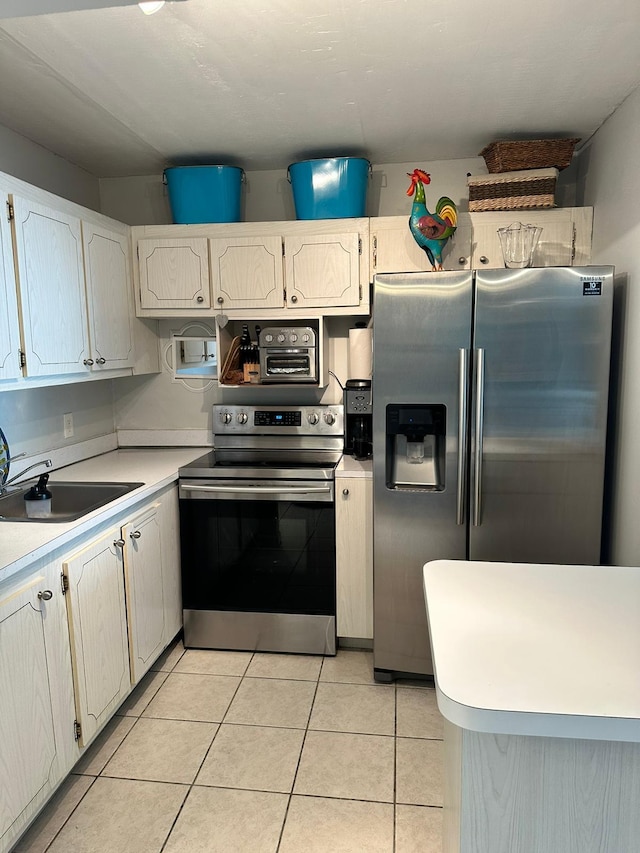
[178,404,344,656]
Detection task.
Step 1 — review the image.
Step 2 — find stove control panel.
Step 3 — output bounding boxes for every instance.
[214,405,343,436]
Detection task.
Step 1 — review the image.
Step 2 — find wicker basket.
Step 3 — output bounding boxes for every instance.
[467,169,558,212]
[479,138,579,173]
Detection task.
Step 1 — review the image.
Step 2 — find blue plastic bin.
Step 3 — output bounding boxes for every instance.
[164,165,244,224]
[287,157,370,219]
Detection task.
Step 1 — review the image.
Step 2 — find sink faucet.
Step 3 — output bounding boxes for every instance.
[1,459,52,494]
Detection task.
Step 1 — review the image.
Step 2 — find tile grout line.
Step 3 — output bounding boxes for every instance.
[274,656,324,853]
[36,648,438,853]
[40,774,99,853]
[158,648,257,853]
[393,681,398,853]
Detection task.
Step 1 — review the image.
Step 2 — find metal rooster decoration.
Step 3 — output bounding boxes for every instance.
[407,169,458,271]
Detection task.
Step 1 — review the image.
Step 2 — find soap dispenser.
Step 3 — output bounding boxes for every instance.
[24,473,52,518]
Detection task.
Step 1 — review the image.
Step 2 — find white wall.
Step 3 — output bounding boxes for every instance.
[112,317,353,439]
[100,156,580,225]
[99,158,487,224]
[0,383,116,462]
[0,121,100,209]
[579,84,640,566]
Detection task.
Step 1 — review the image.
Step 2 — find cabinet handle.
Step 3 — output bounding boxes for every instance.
[458,257,466,265]
[130,530,141,539]
[342,488,349,497]
[114,538,125,549]
[83,358,94,366]
[290,294,298,303]
[217,296,224,304]
[37,590,53,601]
[196,296,204,303]
[96,357,106,365]
[479,256,489,264]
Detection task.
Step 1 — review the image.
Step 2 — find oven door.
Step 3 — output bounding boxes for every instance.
[260,347,317,383]
[178,478,336,654]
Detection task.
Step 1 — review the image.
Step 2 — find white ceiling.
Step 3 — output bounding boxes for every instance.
[0,0,638,179]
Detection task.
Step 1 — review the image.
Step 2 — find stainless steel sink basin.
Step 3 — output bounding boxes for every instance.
[0,481,144,522]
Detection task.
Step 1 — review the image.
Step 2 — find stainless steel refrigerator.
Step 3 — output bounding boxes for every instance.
[372,266,613,681]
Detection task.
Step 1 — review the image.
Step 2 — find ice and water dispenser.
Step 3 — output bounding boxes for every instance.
[385,404,446,490]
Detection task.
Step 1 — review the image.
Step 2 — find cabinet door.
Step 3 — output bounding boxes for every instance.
[372,216,472,275]
[0,566,76,850]
[11,195,90,377]
[122,503,165,684]
[82,222,135,370]
[138,237,210,310]
[210,235,284,310]
[158,486,182,644]
[335,477,373,639]
[63,527,131,746]
[0,190,22,380]
[285,232,361,308]
[471,213,574,269]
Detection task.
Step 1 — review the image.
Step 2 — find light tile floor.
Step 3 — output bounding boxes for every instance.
[14,642,444,853]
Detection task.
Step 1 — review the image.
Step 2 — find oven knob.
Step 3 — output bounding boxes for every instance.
[308,412,319,425]
[221,412,232,424]
[289,333,298,343]
[277,333,286,343]
[264,333,273,343]
[301,333,311,343]
[237,412,248,425]
[324,412,336,425]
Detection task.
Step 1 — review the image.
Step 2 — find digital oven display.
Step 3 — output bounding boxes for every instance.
[254,410,302,426]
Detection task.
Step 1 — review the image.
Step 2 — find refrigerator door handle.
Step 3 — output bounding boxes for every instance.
[456,348,469,525]
[473,347,485,527]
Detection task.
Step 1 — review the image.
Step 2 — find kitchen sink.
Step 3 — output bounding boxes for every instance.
[0,481,144,522]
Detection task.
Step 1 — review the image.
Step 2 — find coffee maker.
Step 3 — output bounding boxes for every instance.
[344,379,373,460]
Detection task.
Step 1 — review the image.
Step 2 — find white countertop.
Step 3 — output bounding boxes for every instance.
[423,559,640,743]
[0,448,205,582]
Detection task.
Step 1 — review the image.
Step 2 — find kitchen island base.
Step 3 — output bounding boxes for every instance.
[443,719,640,853]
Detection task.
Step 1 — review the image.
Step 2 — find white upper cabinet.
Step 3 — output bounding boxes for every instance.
[132,218,370,318]
[469,208,591,269]
[12,194,90,377]
[138,237,210,310]
[285,231,361,309]
[210,234,284,311]
[0,190,21,380]
[370,208,592,277]
[0,171,159,390]
[82,222,136,371]
[371,214,472,275]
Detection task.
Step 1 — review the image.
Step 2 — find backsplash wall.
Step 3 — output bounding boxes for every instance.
[0,382,116,463]
[113,318,353,443]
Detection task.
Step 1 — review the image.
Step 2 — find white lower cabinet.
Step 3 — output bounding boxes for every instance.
[63,525,132,748]
[335,475,373,640]
[0,484,183,853]
[63,486,181,745]
[122,502,166,684]
[0,559,77,853]
[159,485,182,642]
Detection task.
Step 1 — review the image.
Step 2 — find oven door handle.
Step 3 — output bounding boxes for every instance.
[180,483,332,497]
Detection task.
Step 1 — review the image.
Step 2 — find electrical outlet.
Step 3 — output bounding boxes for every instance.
[63,413,74,438]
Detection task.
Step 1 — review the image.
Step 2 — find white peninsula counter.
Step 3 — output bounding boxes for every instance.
[423,559,640,853]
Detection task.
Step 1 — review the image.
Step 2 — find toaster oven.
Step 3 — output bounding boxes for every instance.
[259,326,318,383]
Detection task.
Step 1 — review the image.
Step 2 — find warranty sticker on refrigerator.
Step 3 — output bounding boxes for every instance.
[582,278,603,296]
